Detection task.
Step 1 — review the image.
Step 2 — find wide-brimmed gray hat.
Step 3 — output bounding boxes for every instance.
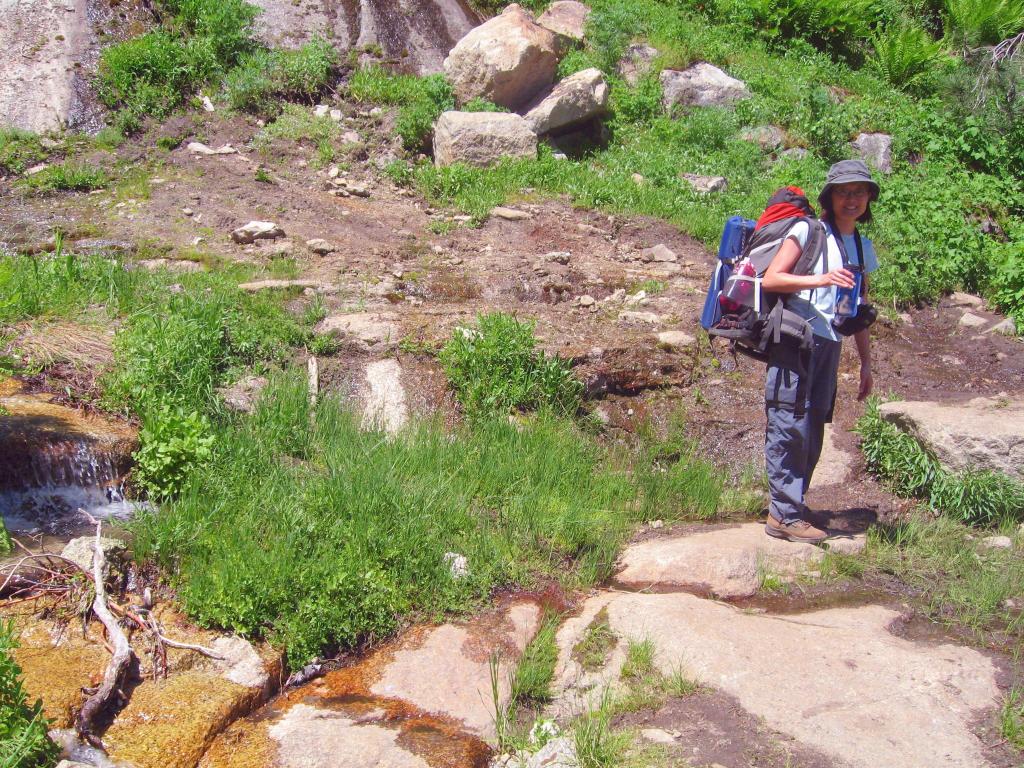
[818,159,880,209]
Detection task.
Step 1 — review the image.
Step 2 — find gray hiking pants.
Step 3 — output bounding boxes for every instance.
[764,335,842,524]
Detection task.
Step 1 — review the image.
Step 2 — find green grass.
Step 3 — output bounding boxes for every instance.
[854,515,1024,638]
[573,688,630,768]
[0,129,47,176]
[224,37,337,114]
[16,163,108,194]
[348,66,455,151]
[439,312,583,419]
[510,613,560,705]
[573,609,618,672]
[1001,686,1024,750]
[856,397,1024,525]
[0,622,58,768]
[255,104,340,167]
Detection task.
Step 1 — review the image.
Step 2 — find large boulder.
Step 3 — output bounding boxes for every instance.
[522,67,609,135]
[433,111,538,167]
[851,132,893,174]
[443,4,559,110]
[661,63,751,110]
[879,397,1024,482]
[536,1,590,48]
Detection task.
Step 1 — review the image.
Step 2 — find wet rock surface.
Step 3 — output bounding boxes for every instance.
[553,592,999,768]
[615,522,866,598]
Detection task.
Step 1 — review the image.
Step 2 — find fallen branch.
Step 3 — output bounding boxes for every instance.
[75,517,134,744]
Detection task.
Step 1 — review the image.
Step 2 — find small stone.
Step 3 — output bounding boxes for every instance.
[60,537,127,574]
[24,163,49,176]
[369,107,384,117]
[341,130,361,144]
[329,109,342,122]
[680,173,728,194]
[851,132,893,174]
[327,165,340,178]
[444,552,470,579]
[625,290,647,306]
[200,95,215,112]
[657,330,695,350]
[313,104,329,117]
[958,312,987,329]
[182,207,194,216]
[187,141,237,156]
[741,125,785,150]
[986,318,1017,336]
[640,728,676,744]
[605,288,626,302]
[979,535,1012,550]
[779,147,809,161]
[631,172,644,185]
[491,206,532,221]
[618,310,662,324]
[578,295,595,307]
[305,238,335,255]
[641,244,677,263]
[526,737,578,768]
[649,519,664,529]
[231,221,284,244]
[546,251,571,264]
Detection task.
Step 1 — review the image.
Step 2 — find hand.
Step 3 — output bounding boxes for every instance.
[857,365,873,401]
[820,267,856,289]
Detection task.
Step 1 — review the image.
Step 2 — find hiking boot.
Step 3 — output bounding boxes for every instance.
[765,516,829,544]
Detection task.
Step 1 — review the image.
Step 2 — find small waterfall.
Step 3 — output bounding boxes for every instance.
[0,384,140,535]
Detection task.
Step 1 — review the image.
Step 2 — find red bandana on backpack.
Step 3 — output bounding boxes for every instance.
[754,186,816,231]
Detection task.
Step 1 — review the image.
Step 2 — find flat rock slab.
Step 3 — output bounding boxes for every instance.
[316,312,399,349]
[362,359,409,434]
[371,601,540,736]
[560,592,999,768]
[237,279,337,293]
[811,423,851,487]
[615,523,865,598]
[879,396,1024,481]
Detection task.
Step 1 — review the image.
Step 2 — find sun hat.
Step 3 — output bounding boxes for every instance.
[817,159,880,210]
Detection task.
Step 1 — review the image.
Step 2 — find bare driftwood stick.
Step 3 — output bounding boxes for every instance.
[75,518,134,742]
[307,355,319,406]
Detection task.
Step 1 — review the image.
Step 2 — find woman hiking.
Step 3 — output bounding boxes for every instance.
[761,159,880,544]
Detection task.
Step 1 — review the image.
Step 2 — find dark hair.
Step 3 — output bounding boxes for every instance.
[821,190,873,224]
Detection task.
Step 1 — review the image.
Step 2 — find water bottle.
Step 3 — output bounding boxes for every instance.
[834,267,863,319]
[719,259,757,312]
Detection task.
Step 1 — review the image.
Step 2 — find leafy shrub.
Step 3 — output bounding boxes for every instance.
[856,397,1024,524]
[225,37,337,112]
[348,67,454,151]
[439,313,583,418]
[944,0,1024,46]
[17,163,108,195]
[0,622,58,768]
[0,130,46,176]
[161,0,258,67]
[869,21,948,92]
[133,406,215,499]
[715,0,884,57]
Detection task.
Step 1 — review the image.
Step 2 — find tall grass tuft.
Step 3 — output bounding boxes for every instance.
[0,622,59,768]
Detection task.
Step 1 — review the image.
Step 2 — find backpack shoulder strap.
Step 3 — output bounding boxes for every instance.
[791,217,827,277]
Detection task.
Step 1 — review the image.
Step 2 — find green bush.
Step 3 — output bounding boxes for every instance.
[133,406,215,499]
[0,622,58,768]
[944,0,1024,46]
[856,398,1024,524]
[348,67,454,150]
[16,163,108,195]
[225,38,337,112]
[869,21,948,92]
[0,130,46,176]
[439,313,583,418]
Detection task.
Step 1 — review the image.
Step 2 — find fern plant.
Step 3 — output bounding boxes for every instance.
[944,0,1024,47]
[870,21,948,91]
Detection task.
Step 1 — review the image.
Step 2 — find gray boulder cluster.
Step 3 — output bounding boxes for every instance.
[434,2,609,167]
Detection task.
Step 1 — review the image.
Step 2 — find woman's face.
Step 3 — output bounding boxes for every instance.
[830,182,872,222]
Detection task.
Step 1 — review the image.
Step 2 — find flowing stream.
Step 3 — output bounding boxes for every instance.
[0,379,139,536]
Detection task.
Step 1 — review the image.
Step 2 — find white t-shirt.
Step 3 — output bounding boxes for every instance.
[784,220,879,341]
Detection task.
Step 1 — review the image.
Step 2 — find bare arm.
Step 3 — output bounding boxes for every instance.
[761,237,857,293]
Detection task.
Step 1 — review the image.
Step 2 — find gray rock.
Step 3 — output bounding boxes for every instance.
[661,63,750,110]
[316,312,399,350]
[618,310,662,324]
[536,1,590,48]
[958,312,988,328]
[523,67,609,136]
[491,206,532,221]
[433,111,538,168]
[640,728,677,744]
[526,737,578,768]
[231,221,284,244]
[779,147,809,161]
[986,318,1017,336]
[948,291,983,309]
[443,4,559,110]
[741,125,785,150]
[72,239,137,256]
[137,259,206,273]
[218,375,269,413]
[617,43,658,87]
[362,359,408,434]
[979,535,1013,550]
[187,141,238,155]
[60,537,127,574]
[851,132,893,174]
[546,250,571,264]
[306,238,336,255]
[656,330,695,350]
[879,397,1024,481]
[680,173,728,194]
[211,635,271,691]
[640,244,677,262]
